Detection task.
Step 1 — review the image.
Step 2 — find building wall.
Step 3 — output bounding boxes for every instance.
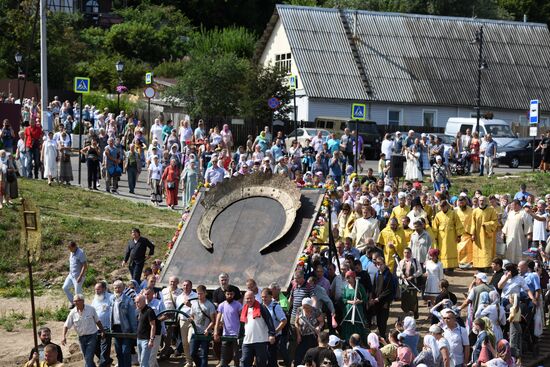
[306,98,550,132]
[258,19,304,100]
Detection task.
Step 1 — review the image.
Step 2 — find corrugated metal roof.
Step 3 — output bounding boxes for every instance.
[267,4,550,111]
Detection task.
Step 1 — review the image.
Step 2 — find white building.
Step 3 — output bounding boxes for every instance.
[255,5,550,133]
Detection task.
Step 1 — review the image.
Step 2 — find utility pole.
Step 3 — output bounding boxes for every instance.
[39,0,48,130]
[472,25,487,134]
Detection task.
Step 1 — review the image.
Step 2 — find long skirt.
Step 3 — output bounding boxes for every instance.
[59,158,73,182]
[165,184,178,206]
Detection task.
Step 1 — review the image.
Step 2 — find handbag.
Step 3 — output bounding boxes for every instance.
[108,165,122,177]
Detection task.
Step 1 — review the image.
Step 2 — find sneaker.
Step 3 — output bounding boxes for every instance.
[184,363,194,367]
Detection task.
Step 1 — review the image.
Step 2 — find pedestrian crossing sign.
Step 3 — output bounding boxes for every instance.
[145,72,152,85]
[351,103,366,120]
[74,77,90,94]
[288,74,298,90]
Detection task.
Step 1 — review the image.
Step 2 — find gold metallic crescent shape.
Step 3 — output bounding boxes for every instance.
[196,173,302,254]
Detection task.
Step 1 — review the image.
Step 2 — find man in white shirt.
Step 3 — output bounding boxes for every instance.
[160,276,183,358]
[91,282,114,367]
[176,280,198,367]
[205,156,226,186]
[441,309,469,367]
[241,291,276,367]
[62,294,105,367]
[381,133,394,160]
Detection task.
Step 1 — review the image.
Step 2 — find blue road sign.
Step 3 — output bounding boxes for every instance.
[268,97,281,109]
[351,103,366,120]
[530,99,539,125]
[145,72,152,85]
[74,77,90,94]
[288,74,298,90]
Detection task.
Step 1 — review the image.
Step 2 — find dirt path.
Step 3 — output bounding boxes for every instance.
[58,212,177,229]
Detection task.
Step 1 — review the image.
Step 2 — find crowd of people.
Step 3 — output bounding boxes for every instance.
[2,98,549,367]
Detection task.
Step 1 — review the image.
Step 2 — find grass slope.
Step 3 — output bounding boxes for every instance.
[449,172,550,197]
[0,179,181,297]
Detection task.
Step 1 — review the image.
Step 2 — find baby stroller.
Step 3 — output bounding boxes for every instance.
[449,151,470,176]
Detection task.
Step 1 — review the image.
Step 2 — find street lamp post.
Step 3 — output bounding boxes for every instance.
[471,26,488,134]
[115,60,124,113]
[15,52,22,103]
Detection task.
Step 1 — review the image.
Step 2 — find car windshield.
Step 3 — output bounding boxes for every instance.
[319,130,329,138]
[438,135,454,144]
[305,129,317,137]
[485,124,515,138]
[356,123,379,134]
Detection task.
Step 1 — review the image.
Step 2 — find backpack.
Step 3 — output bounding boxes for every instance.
[355,349,373,367]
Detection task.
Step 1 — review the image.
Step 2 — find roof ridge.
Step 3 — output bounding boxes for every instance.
[275,3,547,27]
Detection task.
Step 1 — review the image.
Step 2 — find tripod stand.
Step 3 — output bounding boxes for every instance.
[340,276,366,328]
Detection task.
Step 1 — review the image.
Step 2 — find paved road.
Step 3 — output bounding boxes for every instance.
[63,156,534,209]
[66,155,182,210]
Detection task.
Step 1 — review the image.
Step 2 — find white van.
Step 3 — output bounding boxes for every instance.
[444,117,517,146]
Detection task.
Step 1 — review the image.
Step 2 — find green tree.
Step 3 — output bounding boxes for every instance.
[169,53,250,120]
[189,27,257,59]
[241,65,291,123]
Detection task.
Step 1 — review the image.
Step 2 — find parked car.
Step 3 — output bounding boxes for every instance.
[495,139,540,168]
[285,128,330,151]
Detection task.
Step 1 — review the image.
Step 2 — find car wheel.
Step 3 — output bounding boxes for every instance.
[509,157,520,168]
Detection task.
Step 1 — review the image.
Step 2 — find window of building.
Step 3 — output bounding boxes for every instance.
[84,0,99,13]
[388,110,402,126]
[275,53,292,73]
[47,0,74,13]
[423,110,437,128]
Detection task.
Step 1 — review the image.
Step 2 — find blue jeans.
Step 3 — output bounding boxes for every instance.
[479,157,485,175]
[79,333,98,367]
[113,329,132,367]
[190,337,209,367]
[95,330,112,367]
[19,152,31,178]
[194,336,210,367]
[62,274,84,304]
[241,342,268,367]
[137,339,152,367]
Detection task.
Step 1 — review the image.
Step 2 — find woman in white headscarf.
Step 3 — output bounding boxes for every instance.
[367,332,384,367]
[414,334,442,367]
[399,316,420,356]
[478,290,506,341]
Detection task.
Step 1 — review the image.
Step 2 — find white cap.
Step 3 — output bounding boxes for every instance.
[436,155,443,161]
[398,192,407,199]
[475,272,488,283]
[429,324,443,334]
[421,133,427,138]
[328,335,341,347]
[396,131,401,135]
[384,185,392,192]
[408,129,415,134]
[301,297,313,307]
